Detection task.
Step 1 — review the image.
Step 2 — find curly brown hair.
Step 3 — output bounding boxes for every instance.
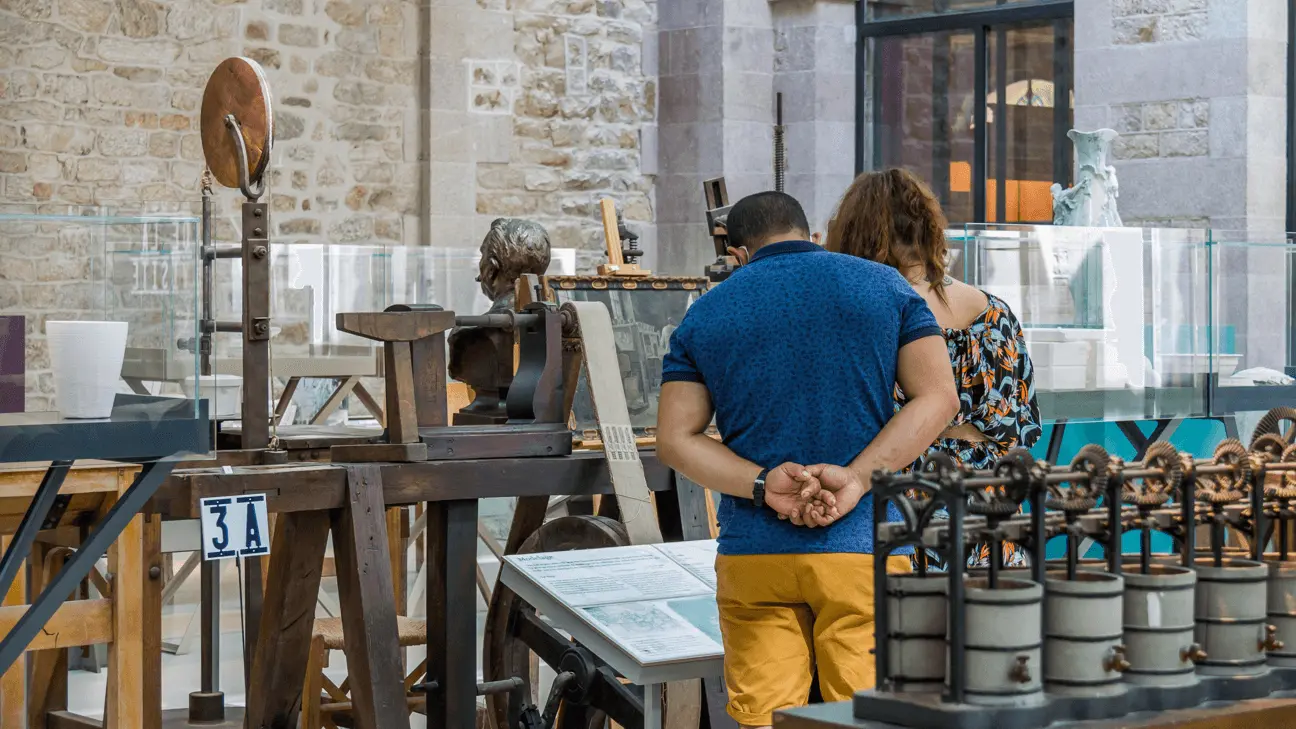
[825,168,950,304]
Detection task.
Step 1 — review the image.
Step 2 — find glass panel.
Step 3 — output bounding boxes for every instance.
[1207,232,1296,417]
[551,284,705,435]
[870,30,978,223]
[987,22,1071,223]
[960,224,1210,423]
[209,243,577,424]
[0,202,201,425]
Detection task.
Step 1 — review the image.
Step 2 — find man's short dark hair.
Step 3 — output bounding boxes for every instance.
[725,192,811,249]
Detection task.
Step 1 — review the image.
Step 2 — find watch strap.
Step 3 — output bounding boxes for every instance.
[753,467,770,509]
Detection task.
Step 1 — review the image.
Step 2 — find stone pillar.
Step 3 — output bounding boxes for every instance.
[1073,0,1289,379]
[1073,0,1287,233]
[655,0,856,274]
[772,0,856,235]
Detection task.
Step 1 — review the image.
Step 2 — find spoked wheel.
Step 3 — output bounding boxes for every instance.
[484,515,630,729]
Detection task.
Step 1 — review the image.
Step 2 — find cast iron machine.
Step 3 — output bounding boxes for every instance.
[856,410,1296,729]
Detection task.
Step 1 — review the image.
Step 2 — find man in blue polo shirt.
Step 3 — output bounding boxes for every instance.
[657,191,958,729]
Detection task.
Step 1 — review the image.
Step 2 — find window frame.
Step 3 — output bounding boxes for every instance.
[856,0,1076,224]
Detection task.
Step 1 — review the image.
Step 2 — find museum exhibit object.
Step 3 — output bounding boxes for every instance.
[772,407,1296,729]
[1051,128,1122,227]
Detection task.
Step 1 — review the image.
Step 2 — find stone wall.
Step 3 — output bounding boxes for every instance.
[0,0,663,405]
[424,0,660,274]
[1075,0,1290,375]
[1074,0,1287,233]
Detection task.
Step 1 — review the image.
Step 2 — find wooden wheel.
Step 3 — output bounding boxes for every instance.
[484,515,630,729]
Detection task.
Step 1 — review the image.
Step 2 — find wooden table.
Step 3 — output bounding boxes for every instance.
[149,450,680,729]
[0,460,159,729]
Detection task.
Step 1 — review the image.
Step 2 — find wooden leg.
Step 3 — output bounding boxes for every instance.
[331,466,409,729]
[352,381,386,426]
[0,536,24,728]
[143,515,162,729]
[107,471,145,729]
[275,377,302,421]
[28,543,69,727]
[301,634,327,729]
[311,376,361,426]
[244,511,331,729]
[387,507,406,616]
[427,499,480,729]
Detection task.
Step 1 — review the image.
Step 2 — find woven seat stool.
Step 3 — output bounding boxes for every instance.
[301,615,428,729]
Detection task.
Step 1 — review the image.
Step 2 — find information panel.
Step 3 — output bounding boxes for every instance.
[502,540,724,669]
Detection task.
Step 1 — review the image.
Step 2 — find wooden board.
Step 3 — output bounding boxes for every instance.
[564,301,662,545]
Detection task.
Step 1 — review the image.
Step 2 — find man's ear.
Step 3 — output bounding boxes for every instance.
[811,232,822,245]
[726,245,750,266]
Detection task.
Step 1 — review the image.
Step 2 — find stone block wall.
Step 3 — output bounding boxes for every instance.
[424,0,660,274]
[1074,0,1287,233]
[1075,0,1290,376]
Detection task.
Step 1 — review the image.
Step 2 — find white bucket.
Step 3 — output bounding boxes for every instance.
[46,320,128,419]
[182,375,243,419]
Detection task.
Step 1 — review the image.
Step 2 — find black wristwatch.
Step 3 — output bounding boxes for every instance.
[753,468,770,509]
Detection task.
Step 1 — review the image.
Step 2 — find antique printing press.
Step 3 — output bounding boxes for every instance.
[777,407,1296,729]
[481,200,726,729]
[136,56,724,729]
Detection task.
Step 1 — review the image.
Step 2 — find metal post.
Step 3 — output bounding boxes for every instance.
[240,200,271,450]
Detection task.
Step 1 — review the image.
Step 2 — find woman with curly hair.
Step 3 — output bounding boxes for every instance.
[824,168,1043,570]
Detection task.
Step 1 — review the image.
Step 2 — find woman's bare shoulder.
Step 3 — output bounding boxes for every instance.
[944,280,991,327]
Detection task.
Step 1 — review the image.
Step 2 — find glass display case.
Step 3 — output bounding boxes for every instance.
[1207,232,1296,415]
[957,224,1211,423]
[0,203,201,428]
[211,243,578,360]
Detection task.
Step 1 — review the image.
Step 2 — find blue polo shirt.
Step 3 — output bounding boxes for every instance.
[661,240,942,556]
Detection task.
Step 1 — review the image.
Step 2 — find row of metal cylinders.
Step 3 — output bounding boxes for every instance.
[882,555,1296,706]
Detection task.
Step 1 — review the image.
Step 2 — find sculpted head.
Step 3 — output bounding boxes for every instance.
[477,218,551,301]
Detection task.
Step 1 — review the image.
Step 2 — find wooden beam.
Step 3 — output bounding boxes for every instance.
[144,515,163,729]
[160,452,679,518]
[331,466,410,729]
[0,536,24,728]
[106,469,145,729]
[310,376,361,426]
[244,510,331,729]
[0,599,114,652]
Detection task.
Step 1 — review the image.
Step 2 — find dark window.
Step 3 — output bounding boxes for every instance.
[859,1,1075,225]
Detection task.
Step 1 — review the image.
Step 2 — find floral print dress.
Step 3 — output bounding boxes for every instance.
[895,293,1042,571]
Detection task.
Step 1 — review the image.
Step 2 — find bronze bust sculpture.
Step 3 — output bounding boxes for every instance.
[448,218,551,424]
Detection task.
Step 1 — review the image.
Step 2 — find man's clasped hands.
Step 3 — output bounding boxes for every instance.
[763,462,872,528]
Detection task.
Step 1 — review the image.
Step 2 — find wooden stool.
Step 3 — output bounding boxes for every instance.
[301,615,428,729]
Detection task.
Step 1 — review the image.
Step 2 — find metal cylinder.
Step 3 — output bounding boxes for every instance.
[885,575,946,691]
[1122,563,1198,687]
[1193,558,1269,677]
[1044,570,1126,697]
[1265,555,1296,667]
[959,577,1044,707]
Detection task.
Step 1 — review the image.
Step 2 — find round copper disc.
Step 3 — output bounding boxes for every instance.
[200,57,274,190]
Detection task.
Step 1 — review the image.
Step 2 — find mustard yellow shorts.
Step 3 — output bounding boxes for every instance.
[715,553,912,727]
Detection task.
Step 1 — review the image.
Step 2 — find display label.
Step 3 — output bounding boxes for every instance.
[601,423,638,462]
[504,540,725,665]
[199,494,271,561]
